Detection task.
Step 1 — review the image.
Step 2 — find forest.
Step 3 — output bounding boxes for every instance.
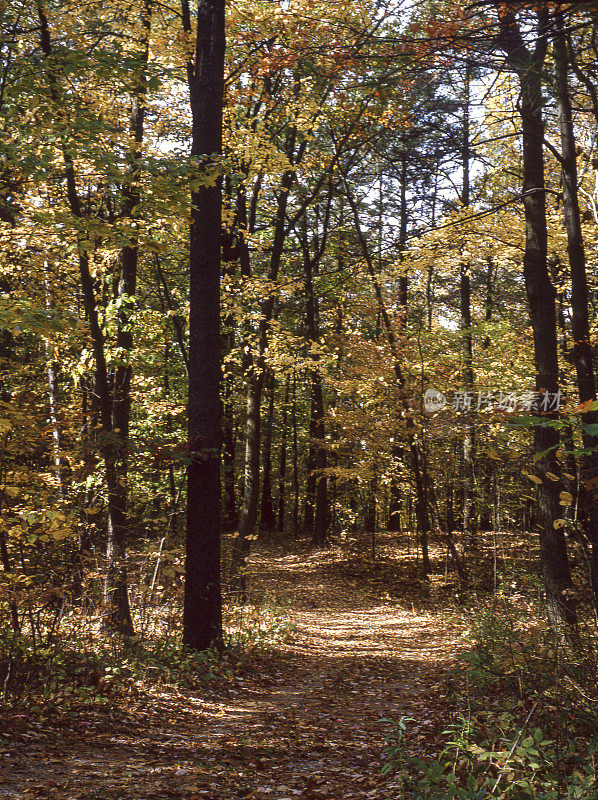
[1,0,598,797]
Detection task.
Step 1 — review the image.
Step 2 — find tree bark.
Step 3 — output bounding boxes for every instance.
[497,4,577,631]
[302,240,329,547]
[35,0,135,634]
[106,0,152,636]
[277,376,290,533]
[553,12,598,618]
[182,0,225,650]
[260,374,276,532]
[229,154,298,595]
[388,149,409,532]
[222,370,237,528]
[291,372,300,536]
[460,60,476,548]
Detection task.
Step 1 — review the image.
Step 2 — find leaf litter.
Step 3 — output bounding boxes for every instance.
[0,539,466,799]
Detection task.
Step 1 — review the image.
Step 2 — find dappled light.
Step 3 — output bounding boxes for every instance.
[0,540,467,799]
[1,0,598,796]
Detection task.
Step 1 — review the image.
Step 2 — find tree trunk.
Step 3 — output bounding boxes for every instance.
[222,370,237,528]
[310,371,328,547]
[277,376,290,533]
[388,150,408,531]
[182,0,225,650]
[554,13,598,618]
[35,0,135,635]
[260,374,276,532]
[497,5,577,631]
[291,372,300,536]
[229,373,263,599]
[229,148,299,593]
[302,247,328,547]
[460,60,476,548]
[43,263,63,497]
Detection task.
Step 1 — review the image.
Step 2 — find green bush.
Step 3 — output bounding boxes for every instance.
[381,608,598,799]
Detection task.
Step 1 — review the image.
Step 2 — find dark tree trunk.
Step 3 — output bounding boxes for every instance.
[388,150,409,531]
[229,155,297,594]
[260,374,276,532]
[291,373,300,536]
[105,0,153,635]
[222,370,237,528]
[479,259,494,532]
[302,246,328,547]
[277,376,290,533]
[497,5,577,631]
[460,60,476,548]
[310,371,328,547]
[106,2,151,633]
[387,480,402,532]
[303,392,316,534]
[482,257,494,351]
[554,13,598,618]
[182,0,225,650]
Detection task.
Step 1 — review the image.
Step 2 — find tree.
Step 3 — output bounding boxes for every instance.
[182,0,225,651]
[552,8,598,618]
[495,2,577,631]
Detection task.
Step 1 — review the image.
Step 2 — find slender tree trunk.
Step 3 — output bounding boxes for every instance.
[388,150,408,530]
[277,376,290,533]
[302,246,328,547]
[222,370,237,527]
[182,0,225,650]
[43,263,63,497]
[310,371,328,546]
[35,0,135,634]
[479,259,494,531]
[291,372,300,536]
[260,374,276,532]
[106,0,152,635]
[460,60,476,548]
[340,170,441,576]
[497,5,577,631]
[230,152,298,593]
[554,14,598,618]
[303,392,316,534]
[229,373,263,599]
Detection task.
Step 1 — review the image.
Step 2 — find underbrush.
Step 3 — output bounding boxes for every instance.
[382,602,598,799]
[0,597,296,709]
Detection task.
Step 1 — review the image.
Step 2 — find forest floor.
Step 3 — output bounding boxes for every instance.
[0,536,469,800]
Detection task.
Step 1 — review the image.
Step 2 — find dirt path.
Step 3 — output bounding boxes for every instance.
[0,544,465,799]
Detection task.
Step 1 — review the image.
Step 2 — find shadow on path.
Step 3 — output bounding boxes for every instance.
[0,542,466,800]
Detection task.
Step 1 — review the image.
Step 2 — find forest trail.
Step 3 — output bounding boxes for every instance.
[0,542,466,800]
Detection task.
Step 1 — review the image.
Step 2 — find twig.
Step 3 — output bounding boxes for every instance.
[491,702,539,794]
